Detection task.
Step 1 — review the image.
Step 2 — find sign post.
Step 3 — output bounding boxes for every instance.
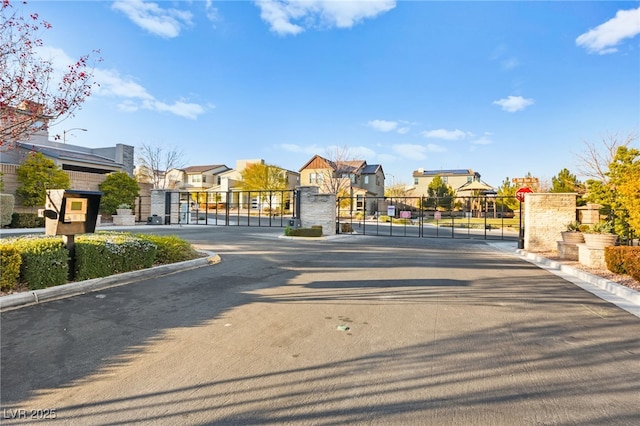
[515,187,533,249]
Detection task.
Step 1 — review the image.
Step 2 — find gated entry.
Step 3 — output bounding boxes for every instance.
[336,195,520,240]
[170,190,298,227]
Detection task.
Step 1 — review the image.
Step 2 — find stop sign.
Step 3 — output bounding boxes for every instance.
[515,187,533,202]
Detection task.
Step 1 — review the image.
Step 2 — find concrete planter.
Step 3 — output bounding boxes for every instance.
[113,209,135,226]
[583,233,618,249]
[561,231,585,245]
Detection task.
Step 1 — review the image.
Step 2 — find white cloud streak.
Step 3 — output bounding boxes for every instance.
[112,0,193,38]
[422,129,469,141]
[492,95,534,113]
[255,0,396,35]
[576,7,640,55]
[93,68,206,119]
[368,119,398,132]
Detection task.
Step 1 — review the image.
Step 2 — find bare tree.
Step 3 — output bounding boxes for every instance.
[1,1,99,150]
[575,132,638,183]
[319,145,360,195]
[135,144,185,189]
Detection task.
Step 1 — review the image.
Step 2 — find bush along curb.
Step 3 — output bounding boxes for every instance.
[0,251,220,311]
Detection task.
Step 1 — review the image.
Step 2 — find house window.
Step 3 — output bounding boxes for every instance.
[414,178,419,185]
[467,176,473,183]
[442,177,448,184]
[190,175,201,183]
[203,175,206,183]
[364,176,369,184]
[217,176,221,185]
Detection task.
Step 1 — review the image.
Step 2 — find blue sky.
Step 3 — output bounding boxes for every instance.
[23,0,640,188]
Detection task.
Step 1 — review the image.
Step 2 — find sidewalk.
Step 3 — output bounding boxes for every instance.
[488,241,640,318]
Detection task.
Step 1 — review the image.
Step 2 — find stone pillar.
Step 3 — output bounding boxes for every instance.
[150,190,179,224]
[524,193,577,252]
[577,203,601,226]
[298,186,336,236]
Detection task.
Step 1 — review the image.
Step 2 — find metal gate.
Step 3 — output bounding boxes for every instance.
[336,195,520,240]
[171,190,298,227]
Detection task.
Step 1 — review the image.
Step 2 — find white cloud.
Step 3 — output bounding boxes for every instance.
[93,68,206,119]
[422,129,468,140]
[576,7,640,55]
[112,0,193,38]
[279,143,324,155]
[492,95,534,112]
[255,0,396,35]
[471,135,493,145]
[368,119,398,132]
[397,127,410,135]
[392,144,427,160]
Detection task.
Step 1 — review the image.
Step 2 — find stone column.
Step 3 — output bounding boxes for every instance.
[297,186,336,236]
[524,193,577,252]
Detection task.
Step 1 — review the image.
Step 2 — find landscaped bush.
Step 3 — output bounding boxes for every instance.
[605,246,640,281]
[378,215,391,223]
[0,194,15,227]
[135,233,201,264]
[75,233,157,281]
[9,236,69,289]
[285,227,323,237]
[9,213,44,228]
[0,243,22,291]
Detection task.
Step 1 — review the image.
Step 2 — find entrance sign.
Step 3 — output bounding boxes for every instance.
[387,205,395,217]
[515,187,533,202]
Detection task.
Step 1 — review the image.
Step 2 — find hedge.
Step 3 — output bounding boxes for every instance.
[605,246,640,282]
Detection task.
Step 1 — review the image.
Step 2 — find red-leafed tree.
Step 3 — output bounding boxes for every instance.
[1,0,99,150]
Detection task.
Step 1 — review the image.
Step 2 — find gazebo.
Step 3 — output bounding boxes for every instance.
[456,180,496,218]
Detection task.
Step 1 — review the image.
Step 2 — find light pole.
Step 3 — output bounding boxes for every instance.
[63,127,87,143]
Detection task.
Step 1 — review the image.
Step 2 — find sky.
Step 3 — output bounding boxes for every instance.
[17,0,640,188]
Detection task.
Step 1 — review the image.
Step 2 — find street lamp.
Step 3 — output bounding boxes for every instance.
[63,127,87,143]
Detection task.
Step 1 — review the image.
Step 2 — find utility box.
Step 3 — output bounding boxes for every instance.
[287,218,301,228]
[43,189,102,236]
[147,215,163,225]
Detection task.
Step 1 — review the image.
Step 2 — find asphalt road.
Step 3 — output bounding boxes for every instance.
[1,227,639,425]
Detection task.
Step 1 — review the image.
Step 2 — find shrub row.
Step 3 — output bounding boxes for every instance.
[0,236,69,290]
[605,246,640,282]
[9,213,44,228]
[0,232,201,291]
[74,233,157,281]
[285,226,323,237]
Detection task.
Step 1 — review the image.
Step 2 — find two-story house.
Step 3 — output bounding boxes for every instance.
[299,154,385,214]
[411,169,485,197]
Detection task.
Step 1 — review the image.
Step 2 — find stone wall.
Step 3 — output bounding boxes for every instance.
[524,193,577,252]
[298,186,336,236]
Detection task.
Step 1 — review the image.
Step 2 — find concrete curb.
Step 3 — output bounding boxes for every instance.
[515,249,640,306]
[488,242,639,318]
[0,251,220,311]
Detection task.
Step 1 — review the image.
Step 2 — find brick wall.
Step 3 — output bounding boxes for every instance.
[524,193,577,252]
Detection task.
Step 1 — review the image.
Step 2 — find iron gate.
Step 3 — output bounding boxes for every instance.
[336,195,520,240]
[170,190,298,227]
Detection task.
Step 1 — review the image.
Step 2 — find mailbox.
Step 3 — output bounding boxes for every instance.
[43,189,102,236]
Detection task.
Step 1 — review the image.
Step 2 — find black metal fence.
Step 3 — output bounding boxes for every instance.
[169,190,298,227]
[336,195,520,240]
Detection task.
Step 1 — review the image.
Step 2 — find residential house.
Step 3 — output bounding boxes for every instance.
[207,159,299,212]
[1,120,135,211]
[299,154,385,214]
[411,169,484,197]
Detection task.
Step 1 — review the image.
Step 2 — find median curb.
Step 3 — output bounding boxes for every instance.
[0,251,220,312]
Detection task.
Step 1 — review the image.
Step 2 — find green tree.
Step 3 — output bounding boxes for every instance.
[550,168,584,194]
[497,177,519,211]
[98,171,140,215]
[16,152,69,208]
[424,176,454,210]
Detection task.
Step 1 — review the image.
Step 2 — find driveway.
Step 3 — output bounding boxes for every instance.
[1,227,639,425]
